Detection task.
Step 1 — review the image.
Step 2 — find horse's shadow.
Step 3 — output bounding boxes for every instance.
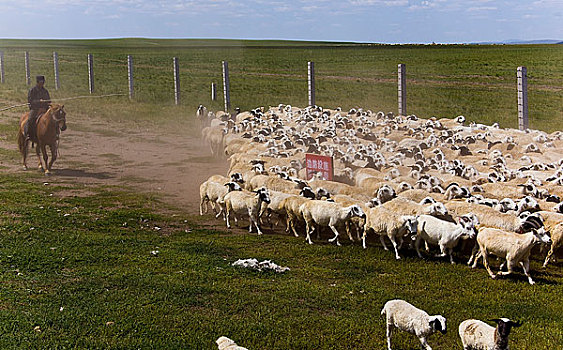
[54,168,113,180]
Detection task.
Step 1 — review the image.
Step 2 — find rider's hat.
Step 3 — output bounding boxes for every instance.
[36,75,45,82]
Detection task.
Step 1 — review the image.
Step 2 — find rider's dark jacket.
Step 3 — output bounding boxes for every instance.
[28,86,50,110]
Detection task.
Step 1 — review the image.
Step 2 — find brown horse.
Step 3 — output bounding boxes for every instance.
[18,104,67,175]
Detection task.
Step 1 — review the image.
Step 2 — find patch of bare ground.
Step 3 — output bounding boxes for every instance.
[0,109,229,217]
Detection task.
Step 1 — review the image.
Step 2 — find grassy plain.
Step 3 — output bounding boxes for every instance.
[0,39,562,349]
[0,174,562,349]
[0,39,561,131]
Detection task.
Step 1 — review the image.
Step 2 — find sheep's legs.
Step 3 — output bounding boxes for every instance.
[328,225,341,246]
[199,196,207,215]
[418,336,432,350]
[380,236,390,251]
[288,216,300,237]
[389,235,401,260]
[520,259,535,285]
[481,250,496,279]
[361,225,369,249]
[305,221,314,244]
[415,236,424,258]
[345,222,354,241]
[225,209,232,229]
[468,243,480,266]
[385,324,393,350]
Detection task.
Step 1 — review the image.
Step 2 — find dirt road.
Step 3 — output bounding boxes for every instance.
[0,110,228,215]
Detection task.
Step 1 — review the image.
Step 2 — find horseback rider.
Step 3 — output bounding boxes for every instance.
[24,75,51,140]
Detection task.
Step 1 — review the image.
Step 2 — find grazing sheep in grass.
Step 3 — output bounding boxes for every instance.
[224,188,271,235]
[415,214,477,264]
[362,206,418,259]
[300,201,366,246]
[536,211,563,267]
[280,187,315,237]
[459,318,522,350]
[381,299,446,350]
[199,181,241,217]
[474,227,551,284]
[216,336,248,350]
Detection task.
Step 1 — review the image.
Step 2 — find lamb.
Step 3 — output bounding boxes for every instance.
[196,104,208,127]
[415,214,477,264]
[216,336,248,350]
[223,187,271,235]
[459,318,522,350]
[473,227,551,284]
[199,181,242,217]
[299,200,366,246]
[280,187,315,237]
[362,206,418,259]
[259,189,294,228]
[381,299,446,350]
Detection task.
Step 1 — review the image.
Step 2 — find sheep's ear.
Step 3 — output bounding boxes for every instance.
[511,320,523,327]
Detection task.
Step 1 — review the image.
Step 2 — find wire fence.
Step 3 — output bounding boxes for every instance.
[0,45,561,131]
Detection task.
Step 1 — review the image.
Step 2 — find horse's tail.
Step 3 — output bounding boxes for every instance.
[17,129,25,154]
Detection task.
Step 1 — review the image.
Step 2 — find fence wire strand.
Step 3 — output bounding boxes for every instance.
[0,93,127,112]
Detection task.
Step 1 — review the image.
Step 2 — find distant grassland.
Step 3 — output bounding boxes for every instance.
[0,39,561,131]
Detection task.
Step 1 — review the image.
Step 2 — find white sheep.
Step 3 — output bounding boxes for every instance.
[362,206,418,259]
[381,299,446,350]
[216,336,248,350]
[299,200,366,246]
[415,214,477,264]
[199,181,241,217]
[459,318,522,350]
[223,188,271,235]
[473,227,551,284]
[536,211,563,267]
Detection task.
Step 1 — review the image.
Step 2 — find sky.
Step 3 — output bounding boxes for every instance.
[0,0,561,43]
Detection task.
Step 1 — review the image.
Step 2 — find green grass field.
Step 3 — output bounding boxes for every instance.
[0,39,562,131]
[0,173,562,349]
[0,39,562,349]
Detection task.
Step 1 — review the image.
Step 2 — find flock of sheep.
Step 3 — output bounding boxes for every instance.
[198,104,562,348]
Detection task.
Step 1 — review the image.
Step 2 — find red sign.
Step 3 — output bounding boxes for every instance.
[305,153,334,181]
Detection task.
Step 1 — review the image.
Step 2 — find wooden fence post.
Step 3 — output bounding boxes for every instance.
[87,53,94,93]
[211,82,217,101]
[53,52,60,90]
[173,57,180,105]
[25,51,31,85]
[308,61,315,106]
[398,63,407,116]
[517,66,529,130]
[0,51,4,84]
[127,55,134,99]
[222,61,230,112]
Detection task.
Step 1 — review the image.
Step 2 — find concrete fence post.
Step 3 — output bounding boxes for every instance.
[398,63,406,116]
[222,61,230,112]
[53,52,60,90]
[87,53,94,93]
[173,57,180,105]
[211,82,217,101]
[517,66,529,130]
[25,51,31,85]
[127,55,134,99]
[0,51,4,84]
[308,61,315,106]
